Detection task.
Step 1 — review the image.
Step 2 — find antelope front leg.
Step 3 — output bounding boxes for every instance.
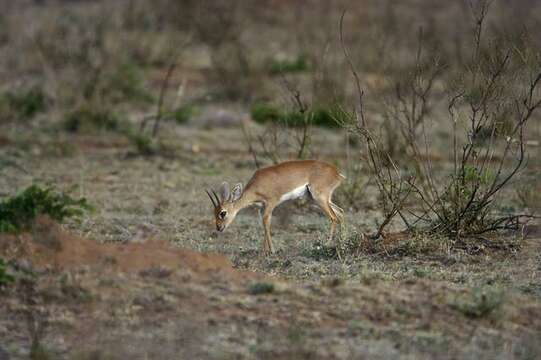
[261,206,275,255]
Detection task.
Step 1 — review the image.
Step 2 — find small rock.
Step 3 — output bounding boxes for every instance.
[192,109,243,128]
[14,259,33,273]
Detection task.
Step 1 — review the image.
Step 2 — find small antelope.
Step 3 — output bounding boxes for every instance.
[206,160,345,255]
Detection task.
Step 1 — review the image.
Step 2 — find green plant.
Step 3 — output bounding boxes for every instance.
[450,286,504,319]
[63,106,121,133]
[0,258,14,286]
[251,103,340,128]
[248,282,275,295]
[107,61,153,104]
[413,267,430,278]
[0,87,47,120]
[0,185,91,233]
[172,104,197,124]
[30,344,53,360]
[128,132,158,156]
[251,103,282,124]
[269,55,309,75]
[304,241,339,260]
[310,107,340,128]
[282,111,306,127]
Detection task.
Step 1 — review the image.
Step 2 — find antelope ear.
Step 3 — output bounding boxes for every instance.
[231,183,243,201]
[219,182,230,203]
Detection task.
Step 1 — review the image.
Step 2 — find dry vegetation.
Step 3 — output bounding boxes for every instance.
[0,0,540,359]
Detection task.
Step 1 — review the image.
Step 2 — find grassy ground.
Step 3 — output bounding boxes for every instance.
[1,122,540,359]
[1,1,541,358]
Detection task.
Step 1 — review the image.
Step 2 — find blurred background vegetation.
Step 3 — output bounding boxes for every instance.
[0,0,540,236]
[0,0,539,127]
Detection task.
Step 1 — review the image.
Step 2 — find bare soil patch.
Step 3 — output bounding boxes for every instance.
[1,215,540,359]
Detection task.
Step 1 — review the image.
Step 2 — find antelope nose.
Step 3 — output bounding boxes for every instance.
[217,225,224,232]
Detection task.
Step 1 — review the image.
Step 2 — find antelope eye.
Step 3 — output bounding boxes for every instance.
[219,210,227,219]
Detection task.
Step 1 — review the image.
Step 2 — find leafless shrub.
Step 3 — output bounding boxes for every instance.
[334,162,369,212]
[340,1,541,247]
[382,28,446,162]
[296,1,350,106]
[139,35,192,138]
[407,1,541,242]
[32,11,111,106]
[339,12,413,240]
[15,4,154,133]
[241,78,315,167]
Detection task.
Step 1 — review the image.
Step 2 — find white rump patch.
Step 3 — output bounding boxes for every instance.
[279,184,308,204]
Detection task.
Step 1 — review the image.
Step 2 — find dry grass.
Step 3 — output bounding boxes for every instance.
[0,1,540,358]
[0,124,538,358]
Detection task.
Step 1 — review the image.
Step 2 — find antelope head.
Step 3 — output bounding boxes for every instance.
[206,182,243,232]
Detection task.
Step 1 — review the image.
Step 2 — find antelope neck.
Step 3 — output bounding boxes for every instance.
[231,192,257,211]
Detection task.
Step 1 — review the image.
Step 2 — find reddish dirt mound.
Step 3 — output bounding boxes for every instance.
[0,216,247,279]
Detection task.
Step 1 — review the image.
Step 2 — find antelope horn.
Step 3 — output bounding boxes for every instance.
[206,189,217,208]
[211,189,221,205]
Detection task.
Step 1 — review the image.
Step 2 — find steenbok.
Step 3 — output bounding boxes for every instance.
[206,160,345,255]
